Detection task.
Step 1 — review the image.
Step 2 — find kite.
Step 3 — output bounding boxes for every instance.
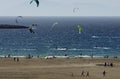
[52,22,58,28]
[77,24,82,34]
[15,16,23,24]
[73,8,80,13]
[30,0,39,7]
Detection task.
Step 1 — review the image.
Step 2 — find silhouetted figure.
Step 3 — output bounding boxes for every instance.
[71,73,74,77]
[104,62,107,66]
[80,53,82,56]
[65,54,67,56]
[81,71,85,76]
[29,28,35,33]
[110,63,113,67]
[103,71,106,76]
[4,56,6,58]
[86,71,89,77]
[30,0,39,7]
[37,55,39,58]
[104,55,109,58]
[14,57,16,61]
[28,54,33,59]
[17,58,19,62]
[8,54,11,58]
[114,56,118,58]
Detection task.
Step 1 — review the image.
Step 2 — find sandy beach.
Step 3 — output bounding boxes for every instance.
[0,57,120,79]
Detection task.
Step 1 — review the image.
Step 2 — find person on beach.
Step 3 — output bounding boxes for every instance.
[71,73,74,77]
[37,55,39,58]
[17,58,19,62]
[86,71,89,77]
[81,70,85,76]
[104,62,107,66]
[14,57,16,61]
[8,54,11,58]
[80,53,82,56]
[28,54,32,59]
[4,56,6,58]
[110,63,113,67]
[65,54,67,56]
[103,71,106,76]
[114,56,117,58]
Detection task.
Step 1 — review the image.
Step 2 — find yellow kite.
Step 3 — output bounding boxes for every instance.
[77,24,82,34]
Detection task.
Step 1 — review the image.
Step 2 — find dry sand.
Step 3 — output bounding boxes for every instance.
[0,57,120,79]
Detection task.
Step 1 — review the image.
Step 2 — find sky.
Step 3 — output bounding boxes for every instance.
[0,0,120,16]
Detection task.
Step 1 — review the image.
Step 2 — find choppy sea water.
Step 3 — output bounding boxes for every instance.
[0,16,120,57]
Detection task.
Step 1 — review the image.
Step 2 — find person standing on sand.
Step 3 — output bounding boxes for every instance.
[17,58,19,62]
[14,57,16,61]
[104,62,107,67]
[86,71,89,77]
[110,63,113,67]
[103,71,106,76]
[81,70,85,76]
[71,73,74,77]
[8,54,11,58]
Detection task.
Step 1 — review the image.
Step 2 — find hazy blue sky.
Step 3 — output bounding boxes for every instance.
[0,0,120,16]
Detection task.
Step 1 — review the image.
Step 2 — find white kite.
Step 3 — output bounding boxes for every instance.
[51,22,58,28]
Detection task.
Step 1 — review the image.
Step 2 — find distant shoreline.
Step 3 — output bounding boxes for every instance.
[0,55,119,59]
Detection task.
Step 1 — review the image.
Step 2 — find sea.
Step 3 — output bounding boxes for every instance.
[0,16,120,57]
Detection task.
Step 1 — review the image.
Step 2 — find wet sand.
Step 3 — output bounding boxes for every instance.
[0,57,120,79]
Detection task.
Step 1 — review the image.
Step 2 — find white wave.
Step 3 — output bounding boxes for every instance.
[68,48,92,51]
[93,56,104,58]
[74,55,91,58]
[0,55,6,57]
[91,36,113,39]
[10,49,36,51]
[50,48,67,51]
[0,55,26,58]
[55,56,69,58]
[57,48,67,50]
[92,36,120,39]
[93,47,110,49]
[91,36,99,38]
[68,48,81,50]
[12,56,26,58]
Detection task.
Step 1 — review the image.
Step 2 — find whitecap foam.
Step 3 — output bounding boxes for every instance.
[50,48,67,51]
[68,48,81,51]
[74,55,91,58]
[93,47,111,49]
[55,56,69,58]
[91,36,99,38]
[0,55,26,58]
[10,49,36,51]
